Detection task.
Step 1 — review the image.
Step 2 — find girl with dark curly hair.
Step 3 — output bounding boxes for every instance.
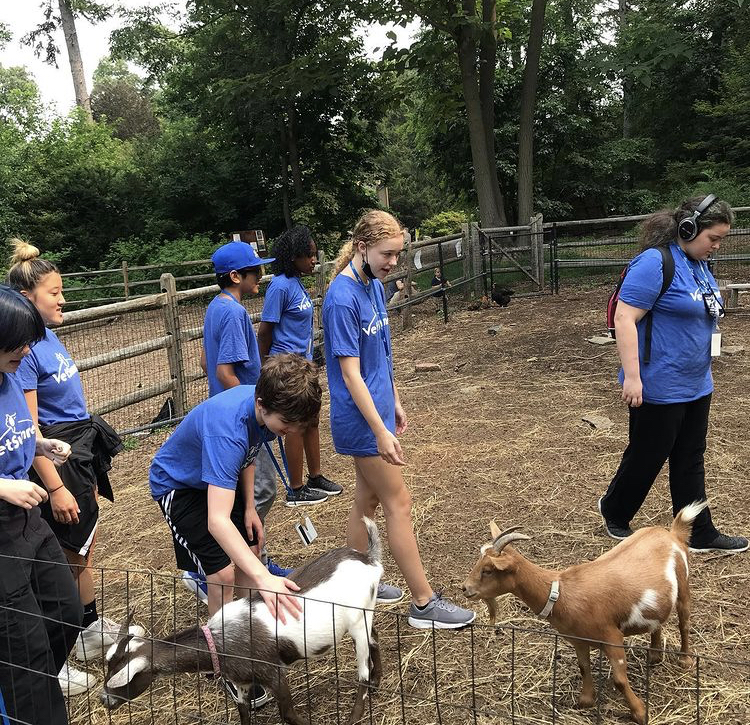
[258,226,342,507]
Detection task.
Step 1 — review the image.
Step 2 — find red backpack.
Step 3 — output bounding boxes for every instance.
[606,245,675,364]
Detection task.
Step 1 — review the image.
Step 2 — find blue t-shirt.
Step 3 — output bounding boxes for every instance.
[15,328,88,425]
[149,385,275,499]
[618,243,719,404]
[203,293,261,397]
[261,274,314,359]
[323,275,395,456]
[0,373,36,480]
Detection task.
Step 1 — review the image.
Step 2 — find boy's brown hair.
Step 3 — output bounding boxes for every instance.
[256,353,321,422]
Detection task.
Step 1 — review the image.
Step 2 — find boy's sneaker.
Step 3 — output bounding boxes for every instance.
[266,558,294,577]
[407,592,476,630]
[222,677,271,709]
[307,474,343,496]
[75,616,145,662]
[376,582,404,604]
[58,663,97,696]
[689,533,749,554]
[285,484,328,507]
[597,497,634,541]
[182,570,209,604]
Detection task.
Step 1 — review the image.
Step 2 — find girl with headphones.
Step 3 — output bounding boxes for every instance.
[322,210,475,629]
[598,195,747,553]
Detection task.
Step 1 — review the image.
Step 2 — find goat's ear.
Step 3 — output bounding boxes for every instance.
[105,656,149,689]
[491,555,512,572]
[489,520,501,539]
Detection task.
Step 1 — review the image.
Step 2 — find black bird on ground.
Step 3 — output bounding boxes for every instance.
[491,283,514,307]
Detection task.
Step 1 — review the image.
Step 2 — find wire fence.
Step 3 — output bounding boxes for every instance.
[2,553,749,725]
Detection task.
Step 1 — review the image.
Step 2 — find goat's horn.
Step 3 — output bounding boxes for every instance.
[493,529,531,552]
[116,608,136,642]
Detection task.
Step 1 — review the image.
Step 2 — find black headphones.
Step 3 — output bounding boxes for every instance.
[677,194,718,242]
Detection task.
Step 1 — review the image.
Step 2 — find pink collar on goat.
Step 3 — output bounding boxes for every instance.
[201,625,222,678]
[538,580,560,619]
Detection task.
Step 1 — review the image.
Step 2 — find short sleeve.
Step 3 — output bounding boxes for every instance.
[201,435,246,489]
[15,352,40,391]
[619,249,665,311]
[327,300,361,358]
[216,308,251,364]
[261,280,286,323]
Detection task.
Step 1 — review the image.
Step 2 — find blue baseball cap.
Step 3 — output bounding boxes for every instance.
[211,241,275,274]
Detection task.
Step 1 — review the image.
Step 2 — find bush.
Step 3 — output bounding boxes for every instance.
[419,210,469,238]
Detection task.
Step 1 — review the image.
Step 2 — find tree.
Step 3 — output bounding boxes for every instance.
[22,0,110,119]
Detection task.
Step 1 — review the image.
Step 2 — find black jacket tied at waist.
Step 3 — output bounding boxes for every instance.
[38,416,123,502]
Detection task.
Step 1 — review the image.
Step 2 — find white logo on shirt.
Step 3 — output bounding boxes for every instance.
[52,352,79,383]
[362,311,389,336]
[0,412,34,457]
[689,289,703,302]
[297,297,313,312]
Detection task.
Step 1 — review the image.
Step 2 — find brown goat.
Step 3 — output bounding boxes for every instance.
[461,502,706,724]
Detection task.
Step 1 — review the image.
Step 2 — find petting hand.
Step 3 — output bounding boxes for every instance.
[245,506,265,557]
[394,403,408,435]
[376,429,405,466]
[621,376,643,408]
[50,486,80,525]
[0,478,48,509]
[37,438,72,465]
[256,571,302,624]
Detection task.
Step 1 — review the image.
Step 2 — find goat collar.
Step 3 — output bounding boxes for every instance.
[537,580,560,619]
[201,625,221,678]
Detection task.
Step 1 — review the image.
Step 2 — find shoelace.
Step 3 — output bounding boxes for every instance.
[432,591,457,612]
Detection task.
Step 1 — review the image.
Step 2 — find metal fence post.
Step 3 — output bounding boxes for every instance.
[121,261,130,300]
[461,223,472,301]
[401,232,414,331]
[471,222,482,298]
[530,213,544,291]
[160,273,187,416]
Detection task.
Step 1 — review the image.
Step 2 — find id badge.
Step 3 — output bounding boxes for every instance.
[711,331,722,357]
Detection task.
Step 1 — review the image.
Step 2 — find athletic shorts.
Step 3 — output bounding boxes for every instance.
[157,487,257,576]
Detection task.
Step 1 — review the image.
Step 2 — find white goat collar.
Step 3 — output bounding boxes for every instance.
[537,580,560,619]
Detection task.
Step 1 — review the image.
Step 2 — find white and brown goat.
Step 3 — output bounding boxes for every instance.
[462,502,707,725]
[100,518,384,725]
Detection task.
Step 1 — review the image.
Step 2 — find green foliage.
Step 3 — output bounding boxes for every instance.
[419,210,468,237]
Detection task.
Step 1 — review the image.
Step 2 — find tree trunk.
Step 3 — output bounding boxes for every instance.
[517,0,548,225]
[279,119,293,229]
[286,99,303,198]
[619,0,631,141]
[455,2,504,228]
[58,0,92,120]
[479,0,507,225]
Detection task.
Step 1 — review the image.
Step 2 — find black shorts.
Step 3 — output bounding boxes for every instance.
[157,487,257,576]
[32,428,99,557]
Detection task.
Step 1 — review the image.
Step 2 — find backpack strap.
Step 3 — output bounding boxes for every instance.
[642,245,675,364]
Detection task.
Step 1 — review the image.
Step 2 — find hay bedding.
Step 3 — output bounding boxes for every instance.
[68,287,750,725]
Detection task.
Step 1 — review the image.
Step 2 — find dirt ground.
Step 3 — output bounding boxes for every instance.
[67,286,750,725]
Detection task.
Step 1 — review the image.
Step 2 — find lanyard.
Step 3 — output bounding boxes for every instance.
[348,262,393,376]
[295,276,314,357]
[248,407,293,495]
[675,246,724,321]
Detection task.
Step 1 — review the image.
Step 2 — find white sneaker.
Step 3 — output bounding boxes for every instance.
[58,663,96,697]
[75,616,146,662]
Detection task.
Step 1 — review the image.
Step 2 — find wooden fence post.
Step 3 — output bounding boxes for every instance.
[121,261,130,299]
[471,222,483,298]
[461,223,471,300]
[314,250,326,350]
[401,231,414,331]
[530,213,544,291]
[160,273,187,416]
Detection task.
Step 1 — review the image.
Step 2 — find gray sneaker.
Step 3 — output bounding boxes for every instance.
[307,474,344,496]
[285,484,328,507]
[407,592,476,630]
[376,582,404,604]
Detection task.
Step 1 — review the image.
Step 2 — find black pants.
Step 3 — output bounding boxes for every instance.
[600,394,718,546]
[0,504,83,725]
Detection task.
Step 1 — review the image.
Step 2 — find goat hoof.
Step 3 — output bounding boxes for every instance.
[631,708,646,725]
[647,651,663,666]
[576,695,595,709]
[678,654,694,670]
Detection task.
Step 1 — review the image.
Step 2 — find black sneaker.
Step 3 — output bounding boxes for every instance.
[221,678,271,709]
[285,483,328,507]
[307,474,343,496]
[689,533,749,554]
[597,497,633,541]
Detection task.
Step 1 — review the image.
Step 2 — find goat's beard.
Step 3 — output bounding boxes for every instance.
[484,597,498,625]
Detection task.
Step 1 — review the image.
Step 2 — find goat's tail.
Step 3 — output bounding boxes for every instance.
[671,501,709,545]
[362,517,382,564]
